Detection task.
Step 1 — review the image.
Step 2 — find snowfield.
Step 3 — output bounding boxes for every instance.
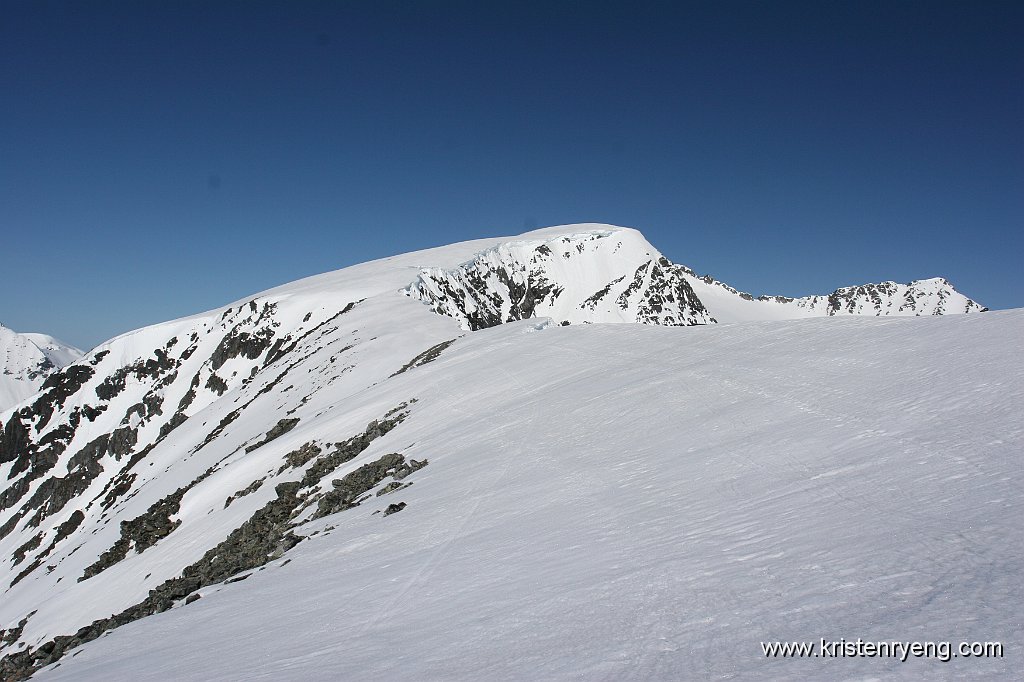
[0,225,1016,680]
[34,312,1024,681]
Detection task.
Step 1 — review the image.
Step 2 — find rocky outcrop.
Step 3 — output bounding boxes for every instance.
[316,454,427,518]
[391,339,459,376]
[244,418,300,454]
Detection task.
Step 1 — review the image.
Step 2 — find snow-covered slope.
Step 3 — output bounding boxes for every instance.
[0,326,83,413]
[0,224,1009,681]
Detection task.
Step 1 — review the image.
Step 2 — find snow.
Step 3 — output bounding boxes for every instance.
[0,224,1011,681]
[0,325,83,412]
[29,309,1024,681]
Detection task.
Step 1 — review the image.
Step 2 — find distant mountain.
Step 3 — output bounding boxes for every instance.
[405,226,985,328]
[681,269,987,323]
[1,225,1012,682]
[0,326,82,412]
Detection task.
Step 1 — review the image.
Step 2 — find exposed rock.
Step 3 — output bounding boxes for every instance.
[262,301,359,369]
[158,411,189,439]
[0,414,32,466]
[299,411,409,488]
[376,481,411,496]
[581,275,625,311]
[21,451,103,528]
[31,365,95,430]
[205,373,228,396]
[406,235,714,329]
[52,509,85,544]
[106,427,138,461]
[93,350,174,402]
[382,502,406,517]
[317,455,426,518]
[209,306,278,371]
[224,478,266,508]
[245,418,300,453]
[11,533,42,567]
[391,338,458,376]
[278,442,322,473]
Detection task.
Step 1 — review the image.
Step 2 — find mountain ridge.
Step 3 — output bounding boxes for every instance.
[0,224,1006,681]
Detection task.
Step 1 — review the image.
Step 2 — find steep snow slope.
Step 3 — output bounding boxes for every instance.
[0,326,83,413]
[31,311,1024,681]
[0,224,1002,680]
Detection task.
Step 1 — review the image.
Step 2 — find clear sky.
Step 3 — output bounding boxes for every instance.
[2,0,1021,350]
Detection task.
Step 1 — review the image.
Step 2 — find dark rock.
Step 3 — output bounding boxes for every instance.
[205,373,228,396]
[245,418,300,453]
[383,502,406,516]
[52,509,85,543]
[106,427,138,461]
[11,533,43,566]
[32,365,95,429]
[224,477,266,508]
[390,338,458,376]
[375,481,410,496]
[0,414,32,466]
[158,411,189,439]
[279,442,322,472]
[318,453,420,518]
[210,323,275,372]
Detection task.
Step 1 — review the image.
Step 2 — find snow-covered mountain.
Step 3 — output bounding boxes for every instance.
[684,270,987,323]
[0,326,82,413]
[1,225,1015,681]
[403,226,985,330]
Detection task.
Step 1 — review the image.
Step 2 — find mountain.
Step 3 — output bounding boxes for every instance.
[0,326,83,413]
[1,225,1016,681]
[403,226,986,329]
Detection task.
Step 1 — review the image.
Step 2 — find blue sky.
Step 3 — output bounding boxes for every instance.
[2,0,1021,349]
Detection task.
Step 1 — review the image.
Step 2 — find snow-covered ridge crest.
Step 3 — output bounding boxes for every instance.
[401,226,985,330]
[788,277,988,316]
[403,229,715,329]
[677,267,986,323]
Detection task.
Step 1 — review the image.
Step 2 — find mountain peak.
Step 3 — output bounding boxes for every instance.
[404,229,714,329]
[0,325,83,413]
